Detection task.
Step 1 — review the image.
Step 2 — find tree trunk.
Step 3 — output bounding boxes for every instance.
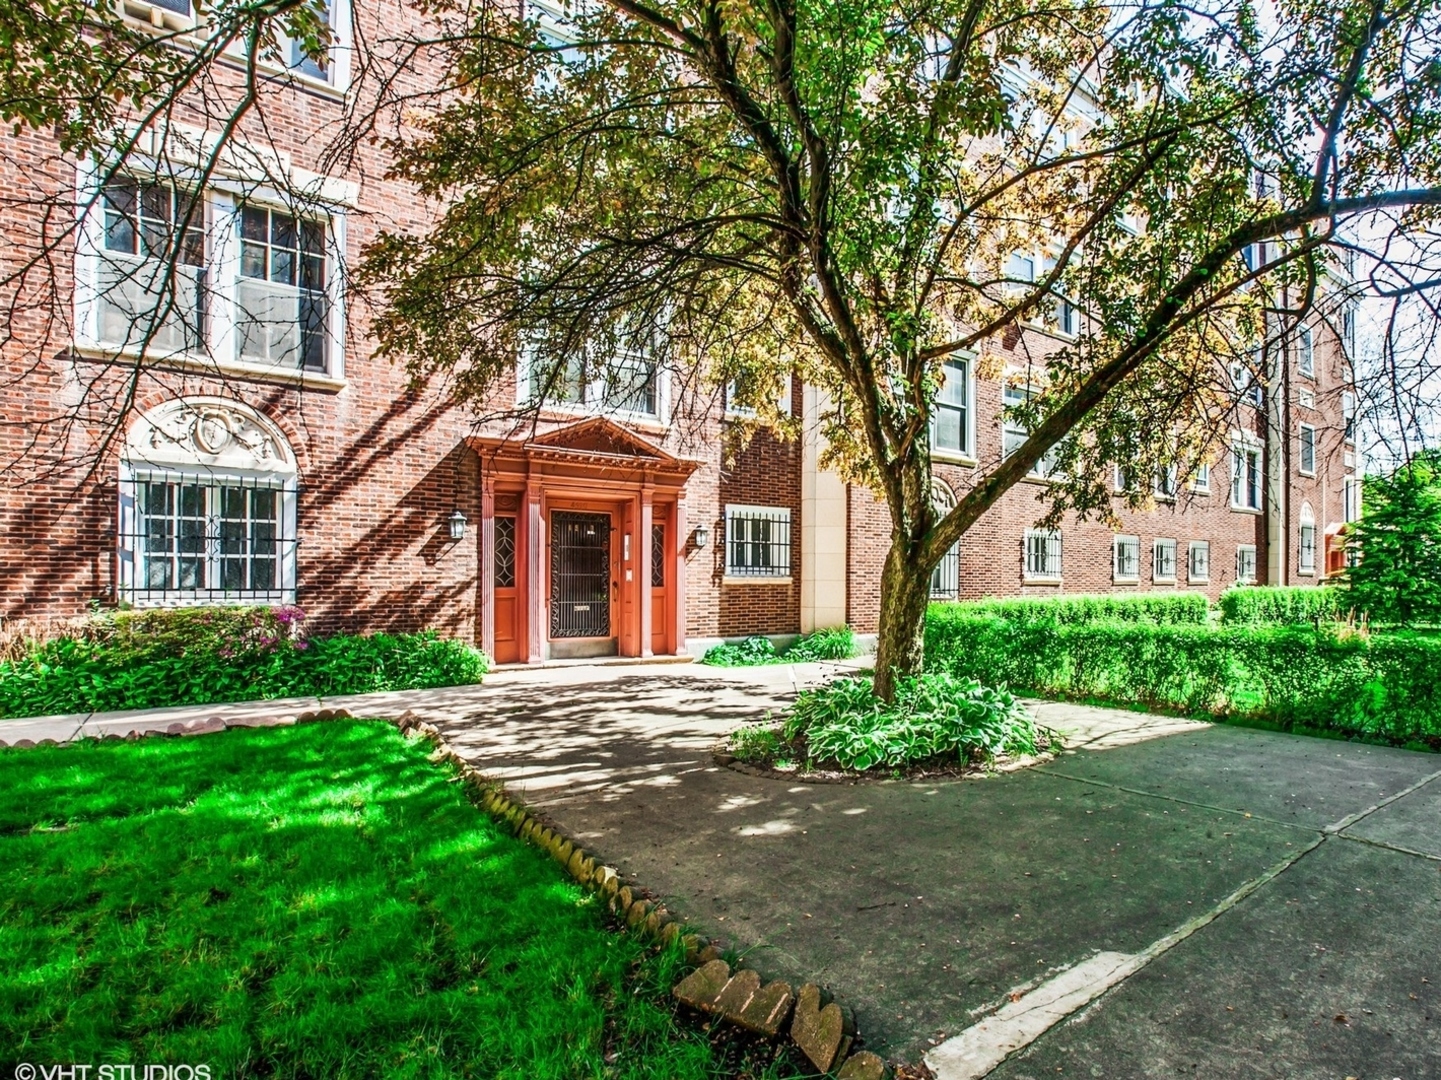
[871,534,934,702]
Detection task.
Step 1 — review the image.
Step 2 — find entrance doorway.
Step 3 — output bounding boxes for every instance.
[549,509,617,657]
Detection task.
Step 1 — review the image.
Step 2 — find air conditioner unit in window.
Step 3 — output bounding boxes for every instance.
[119,0,194,32]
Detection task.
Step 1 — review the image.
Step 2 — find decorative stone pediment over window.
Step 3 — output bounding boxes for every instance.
[124,397,296,474]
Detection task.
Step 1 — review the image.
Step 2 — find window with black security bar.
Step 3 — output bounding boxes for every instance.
[120,473,298,605]
[550,511,612,638]
[930,543,959,600]
[725,506,791,577]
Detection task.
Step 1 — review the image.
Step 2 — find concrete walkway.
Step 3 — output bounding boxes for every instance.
[5,662,1439,1077]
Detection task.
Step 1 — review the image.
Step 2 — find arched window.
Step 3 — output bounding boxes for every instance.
[930,480,960,601]
[118,398,299,605]
[1299,502,1317,575]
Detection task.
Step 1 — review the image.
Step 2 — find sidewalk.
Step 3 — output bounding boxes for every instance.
[0,656,845,747]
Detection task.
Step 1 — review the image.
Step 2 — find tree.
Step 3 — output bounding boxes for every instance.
[4,0,1441,697]
[1344,451,1441,626]
[359,0,1441,697]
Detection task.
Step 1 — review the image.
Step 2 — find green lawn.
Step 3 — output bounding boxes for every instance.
[0,721,803,1079]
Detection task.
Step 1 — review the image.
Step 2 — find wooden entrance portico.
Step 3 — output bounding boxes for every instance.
[468,418,702,664]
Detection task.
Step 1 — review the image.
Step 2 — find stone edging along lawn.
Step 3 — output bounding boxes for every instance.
[1,707,889,1080]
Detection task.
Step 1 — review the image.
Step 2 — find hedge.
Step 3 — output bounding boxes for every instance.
[938,592,1210,626]
[0,607,488,718]
[1217,585,1348,626]
[923,608,1441,745]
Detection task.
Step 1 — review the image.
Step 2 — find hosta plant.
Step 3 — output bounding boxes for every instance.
[723,672,1053,774]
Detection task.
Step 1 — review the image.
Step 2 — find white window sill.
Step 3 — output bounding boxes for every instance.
[532,402,668,435]
[116,13,350,99]
[933,450,978,467]
[1230,505,1264,515]
[216,47,349,101]
[1154,576,1177,585]
[1297,568,1316,577]
[1113,576,1140,586]
[73,344,347,392]
[1020,320,1079,344]
[1299,470,1316,478]
[1191,487,1211,496]
[1188,578,1210,586]
[1022,576,1063,586]
[122,591,296,608]
[722,575,792,586]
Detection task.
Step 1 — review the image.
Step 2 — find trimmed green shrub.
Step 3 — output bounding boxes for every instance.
[923,610,1441,744]
[940,592,1209,626]
[782,672,1047,771]
[701,626,858,666]
[1218,585,1346,626]
[0,608,487,718]
[1344,450,1441,626]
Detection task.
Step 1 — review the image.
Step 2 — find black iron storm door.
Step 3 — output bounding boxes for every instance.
[549,511,612,638]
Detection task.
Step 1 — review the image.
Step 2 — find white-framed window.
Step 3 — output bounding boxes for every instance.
[1343,475,1362,522]
[1003,383,1060,478]
[724,505,792,578]
[1188,540,1210,583]
[1231,443,1262,510]
[1231,349,1264,408]
[1299,424,1316,475]
[1298,387,1315,410]
[724,373,791,418]
[1190,462,1211,494]
[1298,326,1314,378]
[1006,252,1078,336]
[1113,534,1140,582]
[76,171,346,380]
[1024,529,1062,580]
[118,0,196,32]
[930,482,960,600]
[279,0,346,84]
[1342,391,1356,444]
[524,344,665,421]
[92,177,207,355]
[1154,538,1177,582]
[1340,303,1356,357]
[1235,544,1258,584]
[235,202,332,372]
[224,0,354,91]
[930,357,974,457]
[1299,503,1317,574]
[1114,465,1128,493]
[117,399,299,607]
[122,472,298,603]
[1154,465,1178,501]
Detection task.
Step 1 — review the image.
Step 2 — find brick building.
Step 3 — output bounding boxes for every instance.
[0,0,1359,660]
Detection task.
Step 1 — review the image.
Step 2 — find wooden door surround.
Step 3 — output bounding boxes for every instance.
[470,417,700,664]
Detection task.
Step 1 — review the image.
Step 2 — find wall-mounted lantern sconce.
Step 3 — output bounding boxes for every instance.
[693,524,710,549]
[447,509,469,541]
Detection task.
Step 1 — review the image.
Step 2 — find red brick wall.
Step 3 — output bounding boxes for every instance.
[844,321,1348,634]
[710,376,803,637]
[0,1,481,640]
